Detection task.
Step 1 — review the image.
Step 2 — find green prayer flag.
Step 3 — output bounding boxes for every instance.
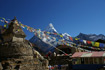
[3,18,6,21]
[91,41,95,46]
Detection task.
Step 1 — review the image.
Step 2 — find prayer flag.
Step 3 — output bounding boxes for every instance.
[83,40,86,44]
[75,38,79,40]
[64,53,68,56]
[91,41,95,46]
[87,41,91,44]
[69,36,73,41]
[18,29,19,31]
[47,32,50,34]
[79,40,83,43]
[99,43,104,48]
[94,42,100,47]
[60,35,63,37]
[2,18,6,21]
[57,33,60,35]
[4,24,6,27]
[54,33,57,35]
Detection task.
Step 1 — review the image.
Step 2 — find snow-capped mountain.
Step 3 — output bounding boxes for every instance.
[77,33,105,41]
[29,23,72,53]
[29,24,105,53]
[44,23,58,33]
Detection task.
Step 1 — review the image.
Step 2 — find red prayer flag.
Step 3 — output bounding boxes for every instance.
[64,53,68,56]
[54,33,57,35]
[46,54,48,57]
[69,36,73,41]
[51,67,54,69]
[87,41,91,44]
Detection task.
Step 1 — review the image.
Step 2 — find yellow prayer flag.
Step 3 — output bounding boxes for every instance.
[94,42,100,47]
[60,35,63,37]
[21,24,22,26]
[97,48,100,50]
[4,25,6,27]
[18,29,20,31]
[75,38,79,40]
[67,43,69,46]
[47,32,50,34]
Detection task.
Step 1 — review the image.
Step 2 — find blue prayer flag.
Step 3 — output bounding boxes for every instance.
[99,43,104,48]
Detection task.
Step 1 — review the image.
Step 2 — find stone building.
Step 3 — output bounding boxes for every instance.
[2,17,26,42]
[49,45,75,70]
[0,17,48,70]
[54,45,77,56]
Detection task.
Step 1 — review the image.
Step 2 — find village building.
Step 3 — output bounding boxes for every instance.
[71,52,105,70]
[53,45,85,56]
[48,45,85,70]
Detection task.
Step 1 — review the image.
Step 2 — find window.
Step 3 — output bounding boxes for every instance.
[99,58,102,64]
[89,58,93,64]
[81,58,85,64]
[94,58,99,64]
[84,58,88,64]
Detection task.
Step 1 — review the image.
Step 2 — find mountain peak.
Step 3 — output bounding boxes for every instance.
[63,33,71,37]
[44,23,58,33]
[99,34,104,36]
[49,23,53,28]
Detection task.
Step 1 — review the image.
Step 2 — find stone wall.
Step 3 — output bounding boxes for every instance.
[0,42,33,59]
[49,56,72,65]
[0,58,48,70]
[0,41,49,70]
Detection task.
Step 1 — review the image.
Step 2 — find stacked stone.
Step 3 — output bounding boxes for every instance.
[0,17,49,70]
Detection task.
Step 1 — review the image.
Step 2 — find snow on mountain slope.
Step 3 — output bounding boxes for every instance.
[29,23,72,53]
[29,35,55,53]
[62,33,71,37]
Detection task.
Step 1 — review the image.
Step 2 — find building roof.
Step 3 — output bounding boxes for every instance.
[72,52,105,58]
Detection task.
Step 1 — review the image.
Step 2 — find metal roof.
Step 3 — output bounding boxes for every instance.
[72,52,105,58]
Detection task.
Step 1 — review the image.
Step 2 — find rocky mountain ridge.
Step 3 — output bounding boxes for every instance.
[77,33,105,41]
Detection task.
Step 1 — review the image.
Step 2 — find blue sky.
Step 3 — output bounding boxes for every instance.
[0,0,105,40]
